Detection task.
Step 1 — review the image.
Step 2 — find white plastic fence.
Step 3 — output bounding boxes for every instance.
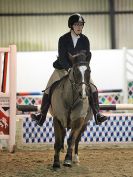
[123,47,133,103]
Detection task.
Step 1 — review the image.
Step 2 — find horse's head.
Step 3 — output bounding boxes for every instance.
[68,52,91,99]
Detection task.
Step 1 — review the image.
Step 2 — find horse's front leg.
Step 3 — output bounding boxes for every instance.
[63,117,84,167]
[53,118,66,168]
[74,124,87,164]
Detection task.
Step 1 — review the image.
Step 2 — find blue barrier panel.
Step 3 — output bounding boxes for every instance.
[22,114,133,144]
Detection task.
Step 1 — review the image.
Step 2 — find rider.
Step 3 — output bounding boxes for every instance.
[31,13,108,126]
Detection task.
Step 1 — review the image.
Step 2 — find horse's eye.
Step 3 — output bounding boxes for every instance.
[85,69,91,74]
[75,68,81,76]
[74,68,82,82]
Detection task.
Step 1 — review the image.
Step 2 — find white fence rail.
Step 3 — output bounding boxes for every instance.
[123,48,133,103]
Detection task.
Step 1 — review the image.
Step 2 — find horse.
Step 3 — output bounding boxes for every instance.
[50,52,93,168]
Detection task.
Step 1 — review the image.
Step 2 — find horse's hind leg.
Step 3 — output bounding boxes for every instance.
[53,117,66,168]
[64,118,84,167]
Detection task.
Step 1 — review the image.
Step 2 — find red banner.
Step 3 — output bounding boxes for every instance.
[0,108,9,135]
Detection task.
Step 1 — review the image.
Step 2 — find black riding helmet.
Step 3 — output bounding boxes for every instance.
[68,13,85,29]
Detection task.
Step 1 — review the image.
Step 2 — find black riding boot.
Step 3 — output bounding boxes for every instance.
[90,91,108,125]
[31,93,50,126]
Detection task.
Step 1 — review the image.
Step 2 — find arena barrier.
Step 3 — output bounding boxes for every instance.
[0,45,17,152]
[20,113,133,144]
[16,102,133,144]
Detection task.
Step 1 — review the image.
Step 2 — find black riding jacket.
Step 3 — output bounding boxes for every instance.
[53,32,92,70]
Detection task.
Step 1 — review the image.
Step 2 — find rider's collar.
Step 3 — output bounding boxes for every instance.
[71,30,80,39]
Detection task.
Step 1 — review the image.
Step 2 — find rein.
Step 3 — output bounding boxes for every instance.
[69,77,90,89]
[68,68,90,109]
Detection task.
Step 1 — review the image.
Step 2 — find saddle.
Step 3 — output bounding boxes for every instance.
[47,74,69,103]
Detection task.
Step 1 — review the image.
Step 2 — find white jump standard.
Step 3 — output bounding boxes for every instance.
[0,45,17,152]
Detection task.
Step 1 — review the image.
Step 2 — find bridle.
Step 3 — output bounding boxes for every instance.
[69,61,91,89]
[67,61,91,107]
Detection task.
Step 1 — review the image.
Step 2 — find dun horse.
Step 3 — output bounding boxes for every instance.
[50,52,93,168]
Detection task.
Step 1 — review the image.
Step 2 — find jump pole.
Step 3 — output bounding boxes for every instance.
[99,104,133,110]
[16,103,133,112]
[16,89,123,96]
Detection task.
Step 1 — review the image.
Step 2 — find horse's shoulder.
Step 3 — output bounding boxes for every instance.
[61,74,69,82]
[50,74,69,95]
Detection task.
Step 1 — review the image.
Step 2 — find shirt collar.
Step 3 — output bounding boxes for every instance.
[71,30,80,39]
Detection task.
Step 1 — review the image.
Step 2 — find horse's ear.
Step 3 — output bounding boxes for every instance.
[80,50,86,55]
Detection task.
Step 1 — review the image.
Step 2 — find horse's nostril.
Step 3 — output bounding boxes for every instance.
[79,92,82,97]
[79,91,87,99]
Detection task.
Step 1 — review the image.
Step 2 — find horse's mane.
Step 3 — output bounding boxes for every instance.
[71,51,88,65]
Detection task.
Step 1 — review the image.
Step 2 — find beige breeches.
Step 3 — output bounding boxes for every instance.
[45,69,97,94]
[45,69,68,94]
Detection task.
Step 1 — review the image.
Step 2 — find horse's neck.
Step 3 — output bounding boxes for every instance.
[63,70,78,103]
[63,79,73,99]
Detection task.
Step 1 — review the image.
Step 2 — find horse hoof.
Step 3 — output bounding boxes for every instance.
[73,154,80,164]
[53,162,60,169]
[63,160,72,167]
